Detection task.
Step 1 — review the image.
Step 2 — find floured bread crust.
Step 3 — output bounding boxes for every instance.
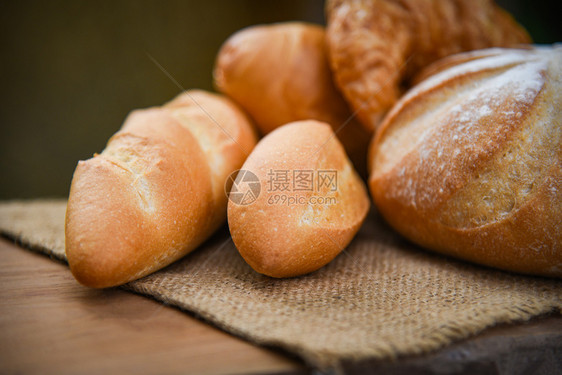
[326,0,531,132]
[369,46,562,277]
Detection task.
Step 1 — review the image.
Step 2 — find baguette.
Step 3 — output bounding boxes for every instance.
[65,90,257,288]
[368,46,562,277]
[214,22,370,176]
[228,120,369,278]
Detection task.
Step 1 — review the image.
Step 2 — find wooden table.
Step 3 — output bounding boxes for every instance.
[1,237,560,375]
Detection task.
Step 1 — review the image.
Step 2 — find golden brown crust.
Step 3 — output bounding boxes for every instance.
[65,91,257,288]
[213,22,371,177]
[368,46,562,277]
[228,120,370,278]
[326,0,532,132]
[163,90,258,229]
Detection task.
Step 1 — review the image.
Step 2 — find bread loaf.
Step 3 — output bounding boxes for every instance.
[326,0,532,132]
[228,120,369,278]
[369,46,562,277]
[214,22,370,176]
[65,90,257,288]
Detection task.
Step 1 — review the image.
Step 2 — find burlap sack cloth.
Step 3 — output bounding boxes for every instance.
[1,199,561,370]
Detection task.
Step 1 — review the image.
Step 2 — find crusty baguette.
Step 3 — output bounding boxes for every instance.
[228,120,369,278]
[369,46,562,277]
[214,22,371,176]
[65,90,257,288]
[326,0,531,132]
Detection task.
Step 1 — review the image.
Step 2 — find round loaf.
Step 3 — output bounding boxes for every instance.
[369,46,562,277]
[326,0,531,132]
[214,22,371,176]
[65,90,257,288]
[228,120,369,278]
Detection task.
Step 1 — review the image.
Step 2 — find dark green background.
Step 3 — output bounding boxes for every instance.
[0,0,559,199]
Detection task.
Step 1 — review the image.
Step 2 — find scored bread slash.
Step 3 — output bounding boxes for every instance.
[369,46,562,277]
[228,120,370,278]
[65,90,257,288]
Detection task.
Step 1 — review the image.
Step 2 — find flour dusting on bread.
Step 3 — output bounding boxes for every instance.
[369,46,562,277]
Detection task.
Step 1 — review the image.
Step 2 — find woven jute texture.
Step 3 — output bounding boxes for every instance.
[1,199,561,370]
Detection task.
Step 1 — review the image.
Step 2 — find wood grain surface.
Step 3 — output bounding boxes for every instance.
[1,236,561,375]
[0,238,306,375]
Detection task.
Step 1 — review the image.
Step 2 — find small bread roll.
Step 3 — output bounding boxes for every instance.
[228,120,369,278]
[326,0,531,132]
[65,90,257,288]
[369,46,562,277]
[214,22,370,176]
